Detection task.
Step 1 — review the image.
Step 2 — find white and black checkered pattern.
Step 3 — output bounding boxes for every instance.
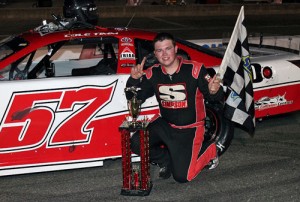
[218,6,255,134]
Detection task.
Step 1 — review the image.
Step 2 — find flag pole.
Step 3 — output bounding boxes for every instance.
[218,6,245,80]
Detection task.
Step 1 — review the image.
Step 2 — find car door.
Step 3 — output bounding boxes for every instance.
[0,36,132,174]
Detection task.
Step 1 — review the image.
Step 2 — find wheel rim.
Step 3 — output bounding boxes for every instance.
[205,108,219,142]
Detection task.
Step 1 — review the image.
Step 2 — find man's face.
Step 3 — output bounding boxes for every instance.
[154,39,178,68]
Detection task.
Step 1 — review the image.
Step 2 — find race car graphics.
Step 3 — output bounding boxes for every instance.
[255,93,293,111]
[0,82,116,153]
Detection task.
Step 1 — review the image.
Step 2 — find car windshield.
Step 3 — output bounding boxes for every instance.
[0,36,29,61]
[0,36,29,80]
[0,35,121,81]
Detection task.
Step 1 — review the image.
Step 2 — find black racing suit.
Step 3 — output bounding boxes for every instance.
[126,57,224,182]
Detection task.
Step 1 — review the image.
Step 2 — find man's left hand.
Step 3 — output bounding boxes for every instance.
[208,74,221,94]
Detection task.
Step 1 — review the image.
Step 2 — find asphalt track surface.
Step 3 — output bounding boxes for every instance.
[0,11,300,202]
[1,111,299,201]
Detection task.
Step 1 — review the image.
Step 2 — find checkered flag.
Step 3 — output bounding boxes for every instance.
[218,6,255,134]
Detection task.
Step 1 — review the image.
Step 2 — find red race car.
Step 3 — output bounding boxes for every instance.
[0,2,299,176]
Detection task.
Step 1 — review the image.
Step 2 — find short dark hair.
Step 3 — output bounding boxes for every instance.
[153,32,176,47]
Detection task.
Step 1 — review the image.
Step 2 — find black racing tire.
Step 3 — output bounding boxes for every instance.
[204,101,234,156]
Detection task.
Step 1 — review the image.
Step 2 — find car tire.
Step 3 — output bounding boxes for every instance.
[204,101,234,156]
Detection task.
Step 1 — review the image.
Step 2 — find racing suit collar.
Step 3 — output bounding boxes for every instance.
[161,56,183,75]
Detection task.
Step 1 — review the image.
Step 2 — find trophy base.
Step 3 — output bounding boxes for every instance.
[120,182,153,196]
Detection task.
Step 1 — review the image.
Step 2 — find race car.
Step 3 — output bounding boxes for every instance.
[0,12,233,176]
[0,4,299,176]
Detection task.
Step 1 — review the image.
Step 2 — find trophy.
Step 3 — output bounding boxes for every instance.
[126,86,142,128]
[119,86,152,196]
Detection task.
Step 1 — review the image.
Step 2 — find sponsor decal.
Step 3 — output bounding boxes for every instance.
[121,43,133,47]
[161,100,187,108]
[120,37,134,46]
[121,63,135,67]
[158,84,188,109]
[255,93,293,111]
[121,37,132,43]
[120,47,135,60]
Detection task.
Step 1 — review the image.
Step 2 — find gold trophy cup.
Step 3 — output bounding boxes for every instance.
[126,86,142,128]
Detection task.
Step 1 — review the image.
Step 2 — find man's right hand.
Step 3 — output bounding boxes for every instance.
[131,57,146,79]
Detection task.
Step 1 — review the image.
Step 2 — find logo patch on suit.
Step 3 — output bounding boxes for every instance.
[158,83,188,109]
